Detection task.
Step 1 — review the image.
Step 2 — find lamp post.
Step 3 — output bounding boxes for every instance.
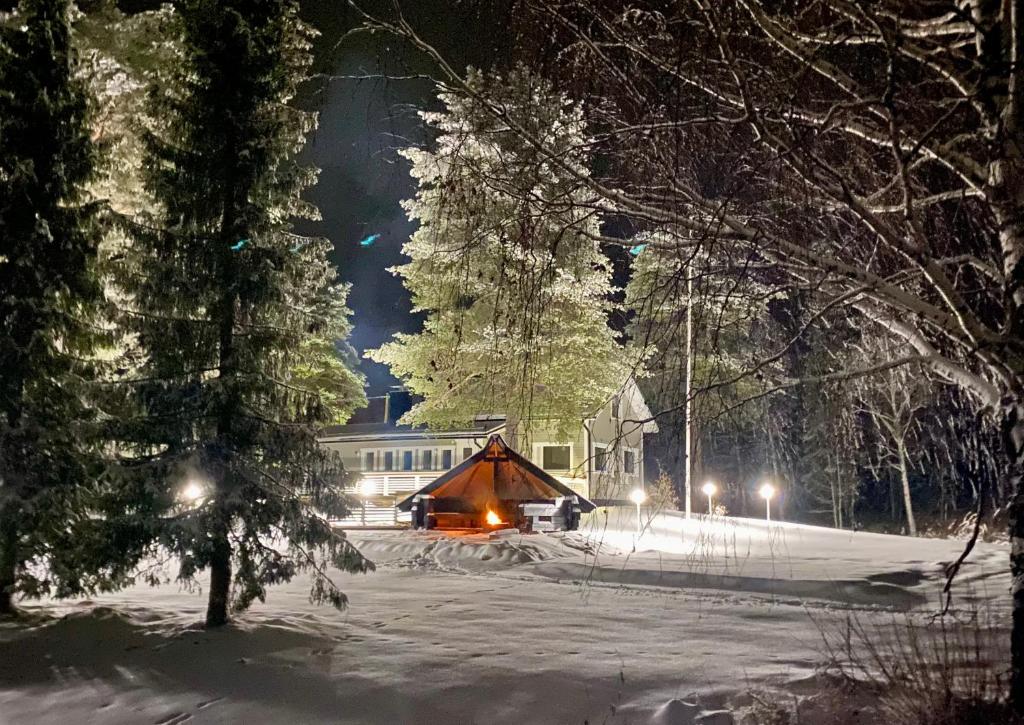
[759,483,776,522]
[360,479,375,525]
[701,481,717,515]
[629,488,647,534]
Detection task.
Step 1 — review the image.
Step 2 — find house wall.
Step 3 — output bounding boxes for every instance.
[586,392,646,501]
[521,392,647,503]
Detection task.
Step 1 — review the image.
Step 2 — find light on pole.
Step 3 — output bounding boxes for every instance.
[360,479,375,525]
[701,481,717,515]
[759,482,776,522]
[629,488,647,534]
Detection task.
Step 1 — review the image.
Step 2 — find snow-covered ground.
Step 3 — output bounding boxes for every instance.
[0,509,1011,724]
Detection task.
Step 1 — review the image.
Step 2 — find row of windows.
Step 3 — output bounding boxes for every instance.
[360,443,638,476]
[538,444,638,475]
[362,447,472,472]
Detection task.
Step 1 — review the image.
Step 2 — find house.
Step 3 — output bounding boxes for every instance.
[318,380,658,526]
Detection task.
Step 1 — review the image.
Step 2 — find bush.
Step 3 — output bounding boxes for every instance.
[818,613,1018,725]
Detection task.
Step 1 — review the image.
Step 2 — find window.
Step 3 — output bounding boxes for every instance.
[594,445,611,472]
[542,445,571,470]
[611,395,621,419]
[623,449,636,475]
[363,451,375,471]
[463,447,473,460]
[384,451,395,471]
[402,451,413,471]
[421,449,433,470]
[441,450,453,469]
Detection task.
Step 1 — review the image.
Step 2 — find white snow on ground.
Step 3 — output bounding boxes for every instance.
[0,509,1012,724]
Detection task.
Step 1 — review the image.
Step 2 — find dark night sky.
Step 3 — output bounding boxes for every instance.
[295,1,509,393]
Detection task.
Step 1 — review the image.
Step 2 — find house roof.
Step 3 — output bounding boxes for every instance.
[396,434,597,513]
[319,417,505,443]
[619,377,659,433]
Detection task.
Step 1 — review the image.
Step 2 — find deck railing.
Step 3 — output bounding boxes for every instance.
[334,472,424,527]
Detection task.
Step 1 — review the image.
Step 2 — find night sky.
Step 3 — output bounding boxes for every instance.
[296,1,509,393]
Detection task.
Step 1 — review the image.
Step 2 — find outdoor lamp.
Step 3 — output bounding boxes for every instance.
[759,482,776,522]
[629,488,647,533]
[181,480,204,504]
[701,481,717,515]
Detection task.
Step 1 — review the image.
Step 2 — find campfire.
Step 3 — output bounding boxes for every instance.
[484,509,504,527]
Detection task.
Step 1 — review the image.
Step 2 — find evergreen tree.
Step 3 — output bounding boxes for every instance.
[368,67,630,443]
[0,0,108,614]
[116,0,369,627]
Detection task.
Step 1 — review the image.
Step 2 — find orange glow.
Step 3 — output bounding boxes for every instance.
[484,509,502,526]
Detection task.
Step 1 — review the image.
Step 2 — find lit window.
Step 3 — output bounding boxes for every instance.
[442,450,453,469]
[421,450,433,470]
[542,445,571,470]
[624,450,636,475]
[402,451,413,471]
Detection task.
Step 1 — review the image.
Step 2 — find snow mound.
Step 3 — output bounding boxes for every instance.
[346,530,590,572]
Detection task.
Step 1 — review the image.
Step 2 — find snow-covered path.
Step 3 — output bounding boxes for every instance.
[0,513,1012,724]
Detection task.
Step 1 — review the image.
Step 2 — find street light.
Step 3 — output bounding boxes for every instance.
[701,481,717,515]
[759,482,776,522]
[629,488,647,534]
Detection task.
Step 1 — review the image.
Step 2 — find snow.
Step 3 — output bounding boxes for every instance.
[0,509,1011,724]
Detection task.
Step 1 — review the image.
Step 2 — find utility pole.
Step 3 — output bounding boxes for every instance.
[684,263,693,519]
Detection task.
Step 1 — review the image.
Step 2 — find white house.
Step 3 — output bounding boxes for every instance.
[318,380,658,526]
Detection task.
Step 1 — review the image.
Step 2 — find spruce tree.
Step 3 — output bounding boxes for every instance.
[117,0,369,626]
[368,67,630,443]
[0,0,107,614]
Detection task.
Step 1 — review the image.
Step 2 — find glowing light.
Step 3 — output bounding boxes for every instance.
[701,481,717,497]
[181,481,204,503]
[759,483,776,500]
[484,509,502,526]
[628,488,647,506]
[230,239,249,251]
[359,479,375,497]
[359,233,381,247]
[629,243,647,256]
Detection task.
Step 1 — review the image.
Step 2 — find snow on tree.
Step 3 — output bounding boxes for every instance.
[368,67,631,443]
[113,0,370,627]
[73,0,177,219]
[0,0,117,614]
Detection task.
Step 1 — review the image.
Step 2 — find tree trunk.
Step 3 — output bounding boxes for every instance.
[0,512,17,615]
[505,414,520,453]
[1006,402,1024,712]
[205,513,232,627]
[896,440,917,536]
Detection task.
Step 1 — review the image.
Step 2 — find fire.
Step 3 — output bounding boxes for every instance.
[484,509,502,527]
